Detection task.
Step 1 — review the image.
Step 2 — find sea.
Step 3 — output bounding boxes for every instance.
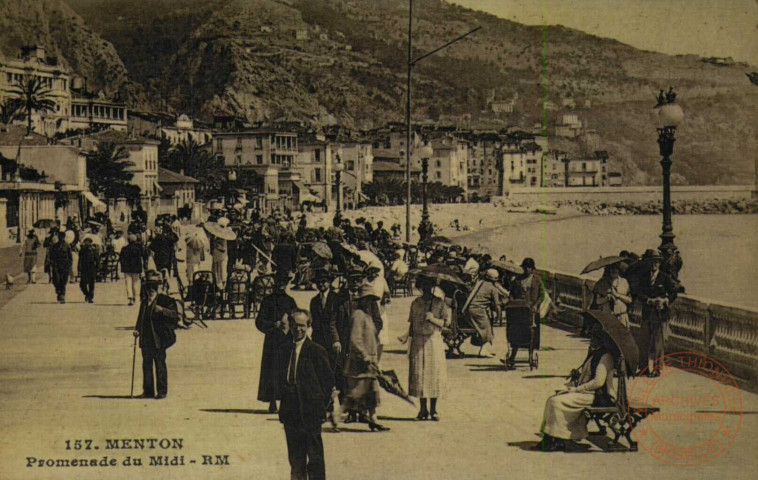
[458,214,758,309]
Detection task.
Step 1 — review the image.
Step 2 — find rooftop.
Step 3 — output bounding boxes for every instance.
[158,167,199,184]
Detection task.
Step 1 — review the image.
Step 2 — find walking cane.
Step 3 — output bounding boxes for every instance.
[130,335,137,398]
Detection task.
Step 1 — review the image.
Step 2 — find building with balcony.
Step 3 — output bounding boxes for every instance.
[214,129,300,213]
[61,130,160,199]
[0,46,71,137]
[128,112,211,145]
[330,140,373,209]
[297,134,332,208]
[0,46,127,136]
[465,132,502,199]
[501,136,543,192]
[423,136,468,195]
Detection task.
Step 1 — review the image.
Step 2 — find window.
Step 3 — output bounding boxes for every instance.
[255,137,263,149]
[436,172,441,179]
[315,149,321,162]
[216,138,223,152]
[435,160,441,168]
[346,160,355,171]
[236,137,242,146]
[582,162,587,171]
[315,168,322,182]
[256,155,263,164]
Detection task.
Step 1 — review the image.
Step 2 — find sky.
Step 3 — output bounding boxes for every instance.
[451,0,758,67]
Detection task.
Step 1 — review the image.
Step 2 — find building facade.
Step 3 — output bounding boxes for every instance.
[214,129,300,213]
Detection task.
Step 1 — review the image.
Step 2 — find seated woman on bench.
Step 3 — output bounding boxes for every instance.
[536,322,618,452]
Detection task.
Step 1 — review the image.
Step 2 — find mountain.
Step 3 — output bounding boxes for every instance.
[0,0,131,98]
[54,1,758,183]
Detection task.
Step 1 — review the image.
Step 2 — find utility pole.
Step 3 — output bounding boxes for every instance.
[404,0,480,242]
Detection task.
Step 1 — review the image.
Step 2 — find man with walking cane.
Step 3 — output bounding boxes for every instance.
[132,271,184,399]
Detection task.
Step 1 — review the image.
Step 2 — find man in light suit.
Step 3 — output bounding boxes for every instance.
[278,310,334,480]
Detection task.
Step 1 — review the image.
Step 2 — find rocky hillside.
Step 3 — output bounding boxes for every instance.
[0,0,131,98]
[42,1,758,183]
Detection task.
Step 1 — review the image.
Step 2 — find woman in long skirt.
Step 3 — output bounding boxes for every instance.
[536,322,618,451]
[343,286,389,432]
[19,229,40,283]
[407,277,451,421]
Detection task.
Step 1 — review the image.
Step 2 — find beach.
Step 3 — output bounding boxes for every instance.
[308,205,758,308]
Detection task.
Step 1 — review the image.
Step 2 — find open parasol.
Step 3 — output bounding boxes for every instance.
[491,260,524,275]
[368,364,414,406]
[581,256,628,275]
[204,222,237,241]
[312,242,333,259]
[185,230,209,250]
[413,264,466,287]
[581,309,639,372]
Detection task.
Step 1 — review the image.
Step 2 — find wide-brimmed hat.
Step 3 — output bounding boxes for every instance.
[485,268,499,281]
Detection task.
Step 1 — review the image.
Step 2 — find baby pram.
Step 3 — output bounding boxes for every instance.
[504,300,539,370]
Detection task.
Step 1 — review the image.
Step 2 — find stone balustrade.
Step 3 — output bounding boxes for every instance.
[539,268,758,383]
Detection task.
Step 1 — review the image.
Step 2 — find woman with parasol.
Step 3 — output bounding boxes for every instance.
[407,275,451,421]
[536,321,620,452]
[342,284,389,432]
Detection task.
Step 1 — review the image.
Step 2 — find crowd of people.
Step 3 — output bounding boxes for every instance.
[21,203,681,473]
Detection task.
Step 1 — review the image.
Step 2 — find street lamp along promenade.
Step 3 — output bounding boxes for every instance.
[417,139,435,242]
[333,157,344,228]
[654,87,684,280]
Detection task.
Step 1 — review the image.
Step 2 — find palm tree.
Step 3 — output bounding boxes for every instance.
[0,98,23,125]
[87,142,140,202]
[9,75,56,135]
[167,137,224,200]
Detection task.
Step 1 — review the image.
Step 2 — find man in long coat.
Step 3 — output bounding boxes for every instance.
[309,270,342,356]
[78,237,100,303]
[133,271,181,399]
[637,250,678,376]
[49,231,72,303]
[256,273,297,413]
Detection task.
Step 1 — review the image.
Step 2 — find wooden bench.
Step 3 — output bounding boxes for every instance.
[582,356,660,452]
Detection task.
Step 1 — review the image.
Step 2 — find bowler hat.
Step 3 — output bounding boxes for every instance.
[643,249,662,262]
[144,270,163,285]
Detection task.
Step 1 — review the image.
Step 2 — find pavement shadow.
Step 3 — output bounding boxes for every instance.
[94,303,128,307]
[115,326,135,330]
[200,408,272,415]
[377,416,417,422]
[83,395,142,399]
[696,410,758,415]
[382,349,408,355]
[324,427,372,434]
[507,441,539,451]
[468,366,505,372]
[521,375,567,379]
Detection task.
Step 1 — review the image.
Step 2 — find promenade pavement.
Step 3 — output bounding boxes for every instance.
[0,271,756,480]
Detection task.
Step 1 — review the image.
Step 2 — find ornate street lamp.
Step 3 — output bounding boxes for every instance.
[333,158,344,227]
[654,87,684,279]
[417,140,435,242]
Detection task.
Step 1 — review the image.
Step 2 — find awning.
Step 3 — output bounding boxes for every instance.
[299,192,321,204]
[359,192,370,201]
[81,191,107,211]
[292,180,307,192]
[153,180,163,193]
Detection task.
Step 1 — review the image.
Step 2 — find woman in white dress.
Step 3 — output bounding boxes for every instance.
[536,322,618,451]
[407,276,451,421]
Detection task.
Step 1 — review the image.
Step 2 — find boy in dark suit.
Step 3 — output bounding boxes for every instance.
[278,310,334,480]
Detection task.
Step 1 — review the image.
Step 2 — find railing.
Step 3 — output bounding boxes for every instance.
[539,268,758,383]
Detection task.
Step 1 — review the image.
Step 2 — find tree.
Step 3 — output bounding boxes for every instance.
[9,76,56,135]
[87,142,140,203]
[0,98,23,125]
[166,136,225,201]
